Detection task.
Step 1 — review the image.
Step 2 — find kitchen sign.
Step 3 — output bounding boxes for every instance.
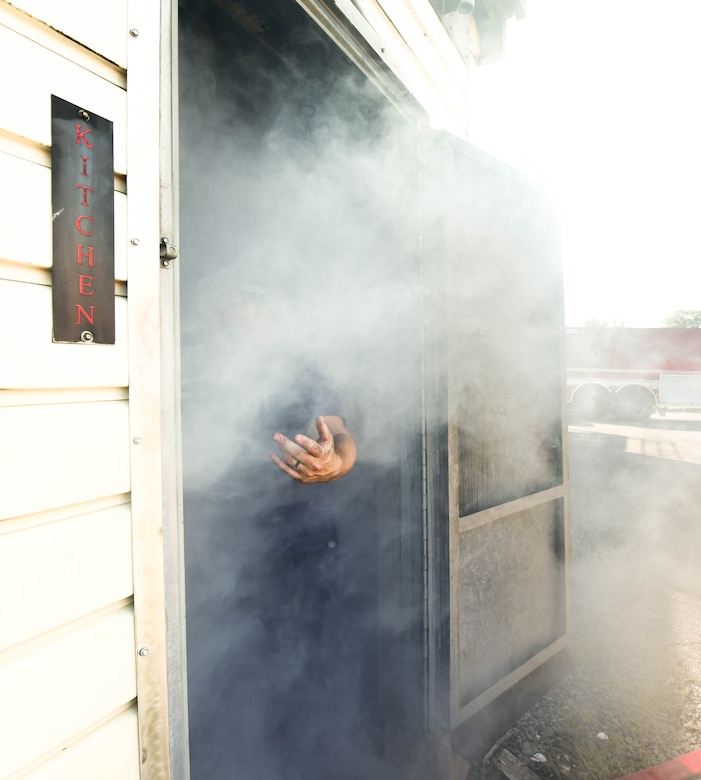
[51,95,115,344]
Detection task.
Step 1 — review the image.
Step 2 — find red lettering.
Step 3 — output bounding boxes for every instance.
[75,184,94,206]
[75,215,95,236]
[80,155,89,176]
[76,244,95,266]
[78,275,94,295]
[75,304,95,324]
[74,124,94,149]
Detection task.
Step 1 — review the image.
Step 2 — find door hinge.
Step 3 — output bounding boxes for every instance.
[160,236,178,267]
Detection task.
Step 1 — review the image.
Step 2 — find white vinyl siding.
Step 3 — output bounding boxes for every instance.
[0,21,127,174]
[0,283,129,388]
[0,402,131,520]
[18,707,140,780]
[0,1,168,778]
[0,153,128,280]
[4,0,128,68]
[0,504,133,650]
[0,607,137,778]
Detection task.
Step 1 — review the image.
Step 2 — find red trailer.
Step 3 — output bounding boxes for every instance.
[567,328,701,420]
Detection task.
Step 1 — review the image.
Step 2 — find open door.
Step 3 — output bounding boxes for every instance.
[424,135,570,735]
[175,0,568,776]
[176,2,431,777]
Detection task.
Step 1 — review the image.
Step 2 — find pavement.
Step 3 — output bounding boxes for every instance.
[477,412,701,780]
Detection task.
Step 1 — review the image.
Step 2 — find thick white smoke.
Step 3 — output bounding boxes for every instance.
[177,1,568,777]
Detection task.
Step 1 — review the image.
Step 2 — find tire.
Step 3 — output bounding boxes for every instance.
[570,384,612,421]
[613,385,655,421]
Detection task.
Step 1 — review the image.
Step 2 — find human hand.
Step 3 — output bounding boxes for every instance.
[271,415,356,483]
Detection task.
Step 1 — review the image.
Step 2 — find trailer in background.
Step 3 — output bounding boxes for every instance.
[567,328,701,421]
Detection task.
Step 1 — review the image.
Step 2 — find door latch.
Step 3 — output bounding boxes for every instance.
[160,236,178,267]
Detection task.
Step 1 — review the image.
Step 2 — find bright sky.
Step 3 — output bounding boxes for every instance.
[468,0,701,327]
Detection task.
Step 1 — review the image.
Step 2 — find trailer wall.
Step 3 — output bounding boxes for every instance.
[0,1,175,777]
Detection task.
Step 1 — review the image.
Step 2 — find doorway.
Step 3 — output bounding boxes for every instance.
[177,2,426,777]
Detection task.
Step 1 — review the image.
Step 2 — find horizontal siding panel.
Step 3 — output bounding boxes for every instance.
[0,151,50,270]
[0,152,127,280]
[0,400,131,520]
[5,0,128,69]
[0,281,128,389]
[0,504,133,652]
[0,25,126,174]
[0,607,136,778]
[20,706,140,780]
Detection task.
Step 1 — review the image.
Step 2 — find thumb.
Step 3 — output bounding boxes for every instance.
[316,416,333,445]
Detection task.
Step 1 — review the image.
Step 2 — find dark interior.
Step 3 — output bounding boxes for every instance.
[178,1,427,778]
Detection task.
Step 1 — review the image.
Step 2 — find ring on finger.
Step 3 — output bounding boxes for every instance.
[293,460,302,470]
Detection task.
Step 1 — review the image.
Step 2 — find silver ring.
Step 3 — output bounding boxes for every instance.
[293,460,302,470]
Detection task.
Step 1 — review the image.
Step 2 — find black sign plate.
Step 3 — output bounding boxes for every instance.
[51,95,115,344]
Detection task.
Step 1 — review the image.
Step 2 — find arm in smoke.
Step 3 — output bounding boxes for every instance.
[271,415,356,483]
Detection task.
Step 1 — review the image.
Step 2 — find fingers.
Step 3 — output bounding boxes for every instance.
[292,417,332,458]
[272,431,299,456]
[271,423,339,483]
[294,432,325,458]
[272,432,321,476]
[315,416,333,444]
[275,428,328,460]
[270,452,303,481]
[319,415,347,437]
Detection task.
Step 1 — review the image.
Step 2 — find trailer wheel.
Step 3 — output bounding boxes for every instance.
[570,384,612,420]
[614,385,655,421]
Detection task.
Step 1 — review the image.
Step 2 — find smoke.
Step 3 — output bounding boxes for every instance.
[178,10,427,488]
[562,416,701,765]
[178,4,430,778]
[177,1,568,777]
[565,334,701,746]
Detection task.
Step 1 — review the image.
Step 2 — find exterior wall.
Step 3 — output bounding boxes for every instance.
[0,0,553,776]
[0,1,173,778]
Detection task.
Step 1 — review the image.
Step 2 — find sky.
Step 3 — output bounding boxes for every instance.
[467,0,701,327]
